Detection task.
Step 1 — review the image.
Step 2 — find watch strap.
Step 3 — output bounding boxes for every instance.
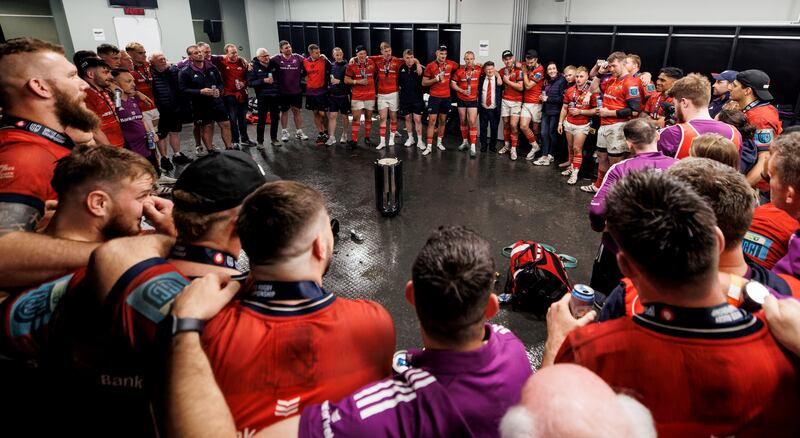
[169,316,206,337]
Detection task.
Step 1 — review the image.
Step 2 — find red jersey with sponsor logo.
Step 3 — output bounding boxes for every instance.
[303,56,329,93]
[743,102,782,152]
[346,59,377,101]
[0,119,73,213]
[131,62,156,112]
[745,203,800,269]
[203,289,395,432]
[219,57,249,102]
[600,74,640,126]
[643,91,673,119]
[499,66,524,102]
[452,65,481,101]
[523,64,545,104]
[564,84,596,125]
[370,55,403,94]
[84,85,125,148]
[424,60,460,99]
[633,71,656,104]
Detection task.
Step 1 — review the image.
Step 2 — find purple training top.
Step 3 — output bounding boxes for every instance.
[298,324,532,438]
[589,151,677,253]
[116,96,151,158]
[657,118,742,158]
[270,53,306,95]
[773,231,800,279]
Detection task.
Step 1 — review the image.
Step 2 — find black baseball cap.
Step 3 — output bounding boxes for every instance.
[502,50,513,59]
[525,49,538,59]
[355,45,367,53]
[173,150,268,213]
[737,69,773,101]
[437,45,448,52]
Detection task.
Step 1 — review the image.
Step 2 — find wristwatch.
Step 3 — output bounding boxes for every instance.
[164,314,206,337]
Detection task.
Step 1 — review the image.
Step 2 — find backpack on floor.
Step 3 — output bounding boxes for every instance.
[502,240,576,317]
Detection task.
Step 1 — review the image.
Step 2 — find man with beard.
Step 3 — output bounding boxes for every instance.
[641,67,683,128]
[149,51,194,167]
[80,57,126,148]
[0,37,107,288]
[126,42,160,138]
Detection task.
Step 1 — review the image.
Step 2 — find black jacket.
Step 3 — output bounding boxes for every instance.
[151,64,181,111]
[478,74,503,114]
[178,63,224,108]
[543,75,567,116]
[247,57,279,98]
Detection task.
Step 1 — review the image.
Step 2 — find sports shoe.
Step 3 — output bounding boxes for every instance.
[340,134,348,143]
[347,140,358,148]
[404,137,415,147]
[417,139,426,150]
[388,133,396,146]
[173,152,193,165]
[296,129,309,140]
[510,148,518,161]
[422,145,432,156]
[545,154,554,165]
[561,166,574,176]
[257,142,265,151]
[437,143,446,151]
[160,156,174,171]
[325,136,337,146]
[157,175,177,185]
[469,144,477,158]
[580,184,599,193]
[567,169,579,185]
[525,143,540,161]
[534,155,552,166]
[195,146,207,157]
[498,145,509,154]
[281,129,290,142]
[377,138,386,150]
[458,140,468,151]
[364,138,373,147]
[271,140,282,147]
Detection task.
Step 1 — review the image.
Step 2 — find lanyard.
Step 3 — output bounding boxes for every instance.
[169,243,237,269]
[0,116,75,149]
[384,58,391,79]
[742,100,763,113]
[572,83,589,106]
[359,60,367,79]
[465,66,475,83]
[439,61,447,77]
[650,93,664,119]
[248,280,327,301]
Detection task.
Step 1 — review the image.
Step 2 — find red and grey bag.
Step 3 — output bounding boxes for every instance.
[502,240,577,317]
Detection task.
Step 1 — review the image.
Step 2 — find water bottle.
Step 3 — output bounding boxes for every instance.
[235,79,242,90]
[211,84,219,98]
[569,284,595,318]
[114,88,122,109]
[146,131,156,150]
[466,84,472,95]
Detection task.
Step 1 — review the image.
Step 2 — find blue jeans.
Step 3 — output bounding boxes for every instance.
[540,113,559,156]
[223,95,250,143]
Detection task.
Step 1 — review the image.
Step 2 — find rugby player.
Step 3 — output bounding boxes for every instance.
[344,45,377,147]
[421,45,460,156]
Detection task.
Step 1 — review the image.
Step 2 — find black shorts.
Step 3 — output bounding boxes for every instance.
[279,93,303,111]
[427,96,451,115]
[305,94,329,111]
[457,99,478,108]
[398,101,426,117]
[328,95,351,114]
[156,110,183,138]
[193,104,229,126]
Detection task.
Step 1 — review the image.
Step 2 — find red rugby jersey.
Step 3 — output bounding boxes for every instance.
[219,57,249,102]
[523,64,545,104]
[303,56,329,92]
[600,74,640,126]
[204,293,395,432]
[452,65,481,101]
[131,62,156,112]
[643,91,673,119]
[499,66,524,102]
[563,84,596,125]
[745,203,800,269]
[84,85,125,148]
[743,101,782,152]
[346,59,377,101]
[424,60,459,99]
[370,55,403,94]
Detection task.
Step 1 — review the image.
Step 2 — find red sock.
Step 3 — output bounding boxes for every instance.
[504,126,511,142]
[469,127,477,145]
[594,169,606,188]
[460,124,468,142]
[390,121,397,133]
[351,120,360,141]
[524,129,536,144]
[380,125,386,139]
[572,152,583,169]
[365,120,372,138]
[427,134,434,145]
[511,133,519,148]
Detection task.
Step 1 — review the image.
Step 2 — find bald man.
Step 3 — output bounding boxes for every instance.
[0,37,104,287]
[500,364,656,438]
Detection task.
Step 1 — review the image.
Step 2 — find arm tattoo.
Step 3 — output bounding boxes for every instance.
[0,202,42,235]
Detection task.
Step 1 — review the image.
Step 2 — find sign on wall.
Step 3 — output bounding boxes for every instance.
[113,16,162,54]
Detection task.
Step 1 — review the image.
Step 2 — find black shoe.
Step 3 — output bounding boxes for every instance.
[243,139,257,147]
[489,146,497,153]
[480,144,488,152]
[173,152,193,165]
[364,138,373,147]
[347,140,358,148]
[160,156,174,171]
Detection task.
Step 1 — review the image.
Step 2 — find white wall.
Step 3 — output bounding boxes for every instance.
[529,0,800,25]
[220,0,251,57]
[363,0,450,23]
[244,0,280,57]
[59,0,195,63]
[459,0,514,65]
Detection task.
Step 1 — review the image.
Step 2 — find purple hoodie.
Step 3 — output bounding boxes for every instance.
[773,231,800,279]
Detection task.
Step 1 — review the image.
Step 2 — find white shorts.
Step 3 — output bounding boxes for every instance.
[564,120,591,136]
[597,122,629,155]
[142,108,160,126]
[501,99,522,117]
[377,92,399,112]
[520,103,543,123]
[352,99,376,111]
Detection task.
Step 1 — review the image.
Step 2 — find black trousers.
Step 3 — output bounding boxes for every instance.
[589,238,623,296]
[256,95,281,143]
[479,108,500,148]
[223,95,250,143]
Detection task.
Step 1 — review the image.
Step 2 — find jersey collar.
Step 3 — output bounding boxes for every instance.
[0,116,75,149]
[633,302,762,339]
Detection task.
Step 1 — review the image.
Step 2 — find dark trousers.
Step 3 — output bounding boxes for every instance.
[541,113,559,156]
[479,108,500,149]
[223,95,250,143]
[589,238,623,296]
[256,95,281,143]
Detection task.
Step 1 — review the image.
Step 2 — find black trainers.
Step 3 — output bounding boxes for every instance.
[347,140,358,148]
[242,139,257,147]
[364,138,373,147]
[160,156,174,171]
[173,152,193,165]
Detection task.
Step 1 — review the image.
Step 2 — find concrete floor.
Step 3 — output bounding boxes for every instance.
[165,113,601,368]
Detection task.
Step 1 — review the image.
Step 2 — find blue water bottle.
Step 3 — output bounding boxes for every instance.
[146,132,156,150]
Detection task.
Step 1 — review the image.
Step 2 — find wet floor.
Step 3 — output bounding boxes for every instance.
[167,112,601,368]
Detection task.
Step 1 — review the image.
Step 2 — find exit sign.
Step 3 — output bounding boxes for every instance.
[124,7,145,15]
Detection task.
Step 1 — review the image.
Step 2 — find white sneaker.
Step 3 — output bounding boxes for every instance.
[567,168,579,185]
[422,145,432,156]
[533,156,549,166]
[525,143,540,161]
[388,133,396,146]
[545,154,554,165]
[498,145,509,154]
[437,143,446,151]
[195,146,207,157]
[157,175,177,185]
[340,134,348,143]
[376,139,386,150]
[458,140,468,151]
[295,129,309,140]
[325,137,337,146]
[580,184,599,193]
[561,165,574,176]
[281,129,290,142]
[404,137,415,147]
[510,148,518,161]
[417,139,426,150]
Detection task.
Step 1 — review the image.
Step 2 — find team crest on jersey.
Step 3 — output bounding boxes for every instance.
[9,274,74,337]
[534,72,543,81]
[755,129,773,145]
[645,83,656,92]
[628,86,640,96]
[126,272,189,323]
